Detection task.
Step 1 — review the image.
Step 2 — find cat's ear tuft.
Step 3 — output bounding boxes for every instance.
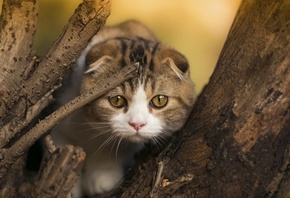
[84,40,120,73]
[85,56,114,74]
[158,46,190,80]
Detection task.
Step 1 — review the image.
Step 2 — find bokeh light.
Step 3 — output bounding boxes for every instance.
[0,0,241,92]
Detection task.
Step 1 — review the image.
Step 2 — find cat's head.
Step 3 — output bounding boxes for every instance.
[81,38,195,143]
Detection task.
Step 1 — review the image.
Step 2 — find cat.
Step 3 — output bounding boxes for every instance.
[50,20,196,197]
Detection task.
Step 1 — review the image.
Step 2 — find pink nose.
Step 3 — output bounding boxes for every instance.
[129,122,146,131]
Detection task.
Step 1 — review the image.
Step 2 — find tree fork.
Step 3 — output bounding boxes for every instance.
[121,0,290,197]
[1,0,290,197]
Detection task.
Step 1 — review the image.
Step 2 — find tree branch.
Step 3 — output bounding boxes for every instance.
[26,0,112,104]
[0,0,112,196]
[0,63,138,181]
[0,78,59,147]
[0,0,111,141]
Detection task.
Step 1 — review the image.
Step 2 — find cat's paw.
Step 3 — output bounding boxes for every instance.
[83,167,124,196]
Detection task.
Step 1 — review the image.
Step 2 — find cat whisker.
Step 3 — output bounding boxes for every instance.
[70,119,110,125]
[71,127,111,135]
[70,122,110,125]
[66,122,112,136]
[70,128,113,146]
[109,135,120,160]
[150,135,170,151]
[160,130,176,139]
[150,137,162,151]
[153,137,166,151]
[115,137,123,163]
[84,126,112,131]
[93,133,118,160]
[85,129,113,142]
[69,121,112,129]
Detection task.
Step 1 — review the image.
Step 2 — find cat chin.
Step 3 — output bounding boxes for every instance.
[124,134,150,143]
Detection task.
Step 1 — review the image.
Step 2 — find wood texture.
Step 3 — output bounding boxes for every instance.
[120,0,290,197]
[31,145,86,198]
[1,0,290,197]
[0,0,112,197]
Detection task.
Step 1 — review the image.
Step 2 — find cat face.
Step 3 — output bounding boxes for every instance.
[109,83,165,142]
[81,38,195,143]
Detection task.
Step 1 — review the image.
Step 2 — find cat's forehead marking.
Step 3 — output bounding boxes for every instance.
[118,37,159,69]
[129,39,159,84]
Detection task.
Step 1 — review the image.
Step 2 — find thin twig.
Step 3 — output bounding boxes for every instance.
[150,161,164,197]
[44,135,57,155]
[0,64,139,181]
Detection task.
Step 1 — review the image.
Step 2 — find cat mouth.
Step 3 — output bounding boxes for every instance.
[124,133,151,143]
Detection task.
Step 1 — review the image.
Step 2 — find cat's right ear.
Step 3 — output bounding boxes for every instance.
[157,45,191,80]
[84,40,120,74]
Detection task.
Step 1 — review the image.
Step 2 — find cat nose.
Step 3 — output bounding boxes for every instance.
[129,122,146,131]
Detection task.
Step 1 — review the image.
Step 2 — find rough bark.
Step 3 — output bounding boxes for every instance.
[0,0,113,197]
[30,145,85,198]
[0,0,111,146]
[120,0,290,197]
[1,0,290,197]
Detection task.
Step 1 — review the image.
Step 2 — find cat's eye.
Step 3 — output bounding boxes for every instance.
[109,95,127,108]
[150,95,168,109]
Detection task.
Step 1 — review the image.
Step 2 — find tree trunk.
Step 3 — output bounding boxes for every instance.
[121,0,290,197]
[1,0,290,197]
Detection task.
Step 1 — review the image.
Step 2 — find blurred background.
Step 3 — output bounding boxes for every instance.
[1,0,241,93]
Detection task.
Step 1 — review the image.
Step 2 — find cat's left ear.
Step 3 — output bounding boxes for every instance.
[84,40,121,74]
[84,55,113,74]
[158,46,190,80]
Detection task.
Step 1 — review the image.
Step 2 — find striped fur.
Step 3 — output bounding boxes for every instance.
[51,20,196,197]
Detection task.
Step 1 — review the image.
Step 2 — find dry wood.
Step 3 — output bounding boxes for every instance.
[0,0,112,197]
[30,145,86,198]
[0,0,111,145]
[0,65,138,186]
[44,135,57,155]
[1,0,290,197]
[0,0,39,144]
[0,63,138,181]
[120,0,290,197]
